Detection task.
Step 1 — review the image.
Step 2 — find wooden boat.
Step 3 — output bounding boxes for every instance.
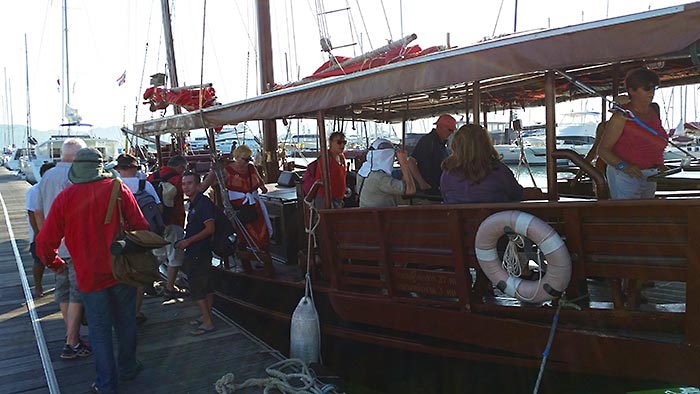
[134,3,700,388]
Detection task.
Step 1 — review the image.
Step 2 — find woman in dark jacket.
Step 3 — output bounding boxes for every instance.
[440,124,523,204]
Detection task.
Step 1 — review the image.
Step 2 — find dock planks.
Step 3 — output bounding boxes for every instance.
[0,167,320,394]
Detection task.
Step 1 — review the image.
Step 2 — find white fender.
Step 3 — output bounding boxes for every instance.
[475,210,571,303]
[290,295,320,364]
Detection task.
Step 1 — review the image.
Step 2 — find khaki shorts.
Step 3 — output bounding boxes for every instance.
[55,260,82,304]
[153,225,185,267]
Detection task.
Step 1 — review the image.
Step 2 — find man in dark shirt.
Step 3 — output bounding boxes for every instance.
[409,114,457,197]
[176,171,216,335]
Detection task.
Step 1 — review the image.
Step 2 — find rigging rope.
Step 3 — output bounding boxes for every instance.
[314,0,330,45]
[532,296,563,394]
[289,0,300,80]
[198,0,207,110]
[492,0,505,37]
[354,0,373,50]
[135,43,149,124]
[379,0,393,41]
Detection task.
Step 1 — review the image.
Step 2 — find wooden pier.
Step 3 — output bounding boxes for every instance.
[0,167,331,394]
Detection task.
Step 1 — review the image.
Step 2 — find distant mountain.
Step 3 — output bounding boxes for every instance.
[1,124,124,148]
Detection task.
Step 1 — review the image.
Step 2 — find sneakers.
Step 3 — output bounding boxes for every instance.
[60,340,92,359]
[119,360,143,381]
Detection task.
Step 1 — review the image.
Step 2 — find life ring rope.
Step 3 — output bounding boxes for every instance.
[475,210,572,303]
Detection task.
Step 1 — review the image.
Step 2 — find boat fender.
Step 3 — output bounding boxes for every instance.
[475,210,571,303]
[289,295,320,364]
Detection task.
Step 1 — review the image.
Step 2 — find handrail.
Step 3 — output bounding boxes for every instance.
[552,148,609,199]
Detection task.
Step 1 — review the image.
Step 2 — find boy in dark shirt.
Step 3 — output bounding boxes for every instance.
[176,171,216,335]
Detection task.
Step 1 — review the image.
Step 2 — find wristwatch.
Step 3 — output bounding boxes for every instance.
[616,161,627,171]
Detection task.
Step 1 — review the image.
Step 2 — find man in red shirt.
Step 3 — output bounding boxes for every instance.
[37,148,150,394]
[147,155,187,298]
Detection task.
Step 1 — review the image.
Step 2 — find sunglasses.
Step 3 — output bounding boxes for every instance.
[639,85,658,91]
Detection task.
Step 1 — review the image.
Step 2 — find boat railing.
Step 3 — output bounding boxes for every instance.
[553,148,609,199]
[317,199,700,347]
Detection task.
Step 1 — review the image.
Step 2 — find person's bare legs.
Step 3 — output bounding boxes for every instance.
[166,266,179,292]
[65,303,83,346]
[32,263,45,297]
[196,297,214,330]
[59,302,68,326]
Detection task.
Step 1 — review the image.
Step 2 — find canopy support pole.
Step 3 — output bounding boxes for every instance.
[545,70,557,201]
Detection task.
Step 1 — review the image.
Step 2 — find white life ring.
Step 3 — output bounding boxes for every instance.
[475,210,571,303]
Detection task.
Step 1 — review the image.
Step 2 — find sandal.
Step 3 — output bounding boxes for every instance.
[190,326,216,336]
[189,318,203,326]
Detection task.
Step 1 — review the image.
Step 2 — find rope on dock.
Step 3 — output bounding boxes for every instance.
[214,358,335,394]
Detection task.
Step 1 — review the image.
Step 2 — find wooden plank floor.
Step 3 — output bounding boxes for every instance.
[0,167,327,394]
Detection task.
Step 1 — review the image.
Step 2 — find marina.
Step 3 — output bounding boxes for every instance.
[131,2,700,392]
[3,0,700,393]
[0,167,337,394]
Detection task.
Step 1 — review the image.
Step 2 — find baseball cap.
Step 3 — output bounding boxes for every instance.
[434,114,457,131]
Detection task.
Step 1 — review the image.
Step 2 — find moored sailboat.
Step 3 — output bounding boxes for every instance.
[134,2,700,390]
[24,0,120,185]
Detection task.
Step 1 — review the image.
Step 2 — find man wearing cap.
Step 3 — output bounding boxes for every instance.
[34,137,92,360]
[356,138,416,208]
[408,114,457,198]
[115,153,161,324]
[37,148,150,394]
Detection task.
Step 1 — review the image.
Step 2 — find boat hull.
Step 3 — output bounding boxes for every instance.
[210,264,699,390]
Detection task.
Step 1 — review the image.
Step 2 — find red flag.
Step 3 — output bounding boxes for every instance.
[116,70,126,86]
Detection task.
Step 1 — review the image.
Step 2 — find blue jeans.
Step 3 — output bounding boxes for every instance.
[81,284,138,394]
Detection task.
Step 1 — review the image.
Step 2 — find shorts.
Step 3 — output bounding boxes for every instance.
[153,225,185,267]
[54,260,82,304]
[29,242,42,265]
[606,166,658,199]
[184,252,213,301]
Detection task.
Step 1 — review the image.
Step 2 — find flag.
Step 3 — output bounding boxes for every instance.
[116,70,126,86]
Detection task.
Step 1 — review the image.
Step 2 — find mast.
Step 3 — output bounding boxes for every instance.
[4,70,14,147]
[25,35,32,148]
[256,0,280,182]
[62,0,69,129]
[160,0,184,158]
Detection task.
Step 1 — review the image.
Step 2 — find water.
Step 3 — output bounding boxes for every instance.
[509,164,549,190]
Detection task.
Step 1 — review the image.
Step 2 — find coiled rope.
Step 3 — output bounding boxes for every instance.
[501,228,544,302]
[214,358,336,394]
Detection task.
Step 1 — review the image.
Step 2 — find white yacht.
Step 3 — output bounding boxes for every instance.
[26,134,120,184]
[496,111,600,165]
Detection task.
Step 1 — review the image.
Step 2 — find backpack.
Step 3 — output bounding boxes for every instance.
[210,205,237,258]
[149,170,177,220]
[133,179,166,235]
[301,159,319,196]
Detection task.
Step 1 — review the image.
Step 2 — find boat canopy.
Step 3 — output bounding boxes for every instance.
[133,3,700,137]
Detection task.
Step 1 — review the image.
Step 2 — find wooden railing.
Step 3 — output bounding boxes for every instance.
[318,199,700,345]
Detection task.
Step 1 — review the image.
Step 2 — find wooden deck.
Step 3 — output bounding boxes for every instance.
[0,167,331,394]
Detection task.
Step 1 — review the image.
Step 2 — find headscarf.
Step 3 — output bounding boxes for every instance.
[357,138,395,177]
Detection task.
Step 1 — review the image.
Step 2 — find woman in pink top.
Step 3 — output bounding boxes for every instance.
[598,68,668,199]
